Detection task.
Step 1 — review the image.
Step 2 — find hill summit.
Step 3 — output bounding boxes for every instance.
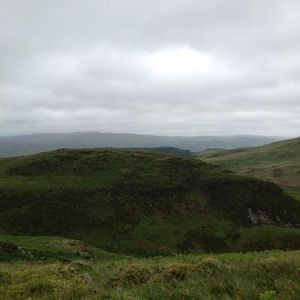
[0,149,299,255]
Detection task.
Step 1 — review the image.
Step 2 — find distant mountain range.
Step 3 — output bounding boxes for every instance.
[0,132,280,157]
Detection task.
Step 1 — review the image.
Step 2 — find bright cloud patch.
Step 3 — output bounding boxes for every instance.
[144,47,214,79]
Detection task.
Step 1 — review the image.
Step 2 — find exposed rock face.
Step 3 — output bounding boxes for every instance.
[247,208,274,225]
[247,208,297,228]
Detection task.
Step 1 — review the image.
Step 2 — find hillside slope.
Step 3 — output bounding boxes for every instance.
[0,149,299,255]
[200,137,300,199]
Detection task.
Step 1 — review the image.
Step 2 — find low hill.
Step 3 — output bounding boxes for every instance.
[200,137,300,199]
[0,132,279,157]
[0,149,299,255]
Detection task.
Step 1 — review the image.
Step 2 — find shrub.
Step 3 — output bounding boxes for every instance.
[57,263,79,279]
[259,290,277,300]
[195,258,225,276]
[106,265,153,287]
[160,263,192,281]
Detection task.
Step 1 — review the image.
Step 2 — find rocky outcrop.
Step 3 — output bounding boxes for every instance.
[247,208,294,227]
[247,208,274,225]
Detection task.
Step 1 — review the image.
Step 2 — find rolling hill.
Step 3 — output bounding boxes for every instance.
[199,137,300,200]
[0,149,299,255]
[0,132,279,157]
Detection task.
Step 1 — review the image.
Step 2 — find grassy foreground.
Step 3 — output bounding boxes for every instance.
[0,244,299,299]
[0,235,299,299]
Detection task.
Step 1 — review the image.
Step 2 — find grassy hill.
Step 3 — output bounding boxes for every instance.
[0,149,300,255]
[199,137,300,200]
[1,149,300,299]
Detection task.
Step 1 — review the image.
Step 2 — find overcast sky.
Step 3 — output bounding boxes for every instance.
[1,0,300,137]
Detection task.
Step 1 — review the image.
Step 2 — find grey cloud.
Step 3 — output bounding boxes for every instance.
[0,0,300,136]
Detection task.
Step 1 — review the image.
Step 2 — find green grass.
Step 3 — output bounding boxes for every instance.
[234,226,300,251]
[283,187,300,202]
[0,149,300,255]
[1,244,300,299]
[0,235,122,262]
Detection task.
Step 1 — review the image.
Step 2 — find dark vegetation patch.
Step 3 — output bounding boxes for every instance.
[0,241,19,253]
[178,221,240,252]
[235,226,300,251]
[0,241,32,261]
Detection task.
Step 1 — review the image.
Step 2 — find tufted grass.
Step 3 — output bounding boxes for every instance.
[0,249,300,299]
